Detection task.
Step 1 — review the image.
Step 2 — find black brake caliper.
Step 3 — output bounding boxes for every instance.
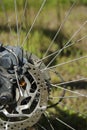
[0,44,23,107]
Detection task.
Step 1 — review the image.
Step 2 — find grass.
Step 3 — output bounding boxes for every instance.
[0,1,87,129]
[0,0,87,11]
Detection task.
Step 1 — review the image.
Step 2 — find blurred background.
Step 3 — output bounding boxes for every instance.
[0,0,87,130]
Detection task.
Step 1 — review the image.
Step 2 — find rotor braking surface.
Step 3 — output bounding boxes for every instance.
[0,44,49,130]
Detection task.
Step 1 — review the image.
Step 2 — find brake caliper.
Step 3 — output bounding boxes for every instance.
[0,44,49,130]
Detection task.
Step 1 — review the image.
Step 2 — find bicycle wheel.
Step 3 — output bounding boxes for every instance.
[0,0,87,130]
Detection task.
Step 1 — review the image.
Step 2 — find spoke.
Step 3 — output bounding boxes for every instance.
[44,113,54,130]
[43,1,76,58]
[42,55,87,71]
[51,84,87,98]
[46,20,87,68]
[49,95,85,100]
[21,0,46,47]
[77,35,87,42]
[56,117,76,130]
[19,0,28,43]
[14,0,19,45]
[51,77,87,86]
[37,34,87,65]
[47,70,66,107]
[37,123,47,130]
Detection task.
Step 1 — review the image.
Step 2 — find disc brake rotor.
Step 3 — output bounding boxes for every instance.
[0,46,49,130]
